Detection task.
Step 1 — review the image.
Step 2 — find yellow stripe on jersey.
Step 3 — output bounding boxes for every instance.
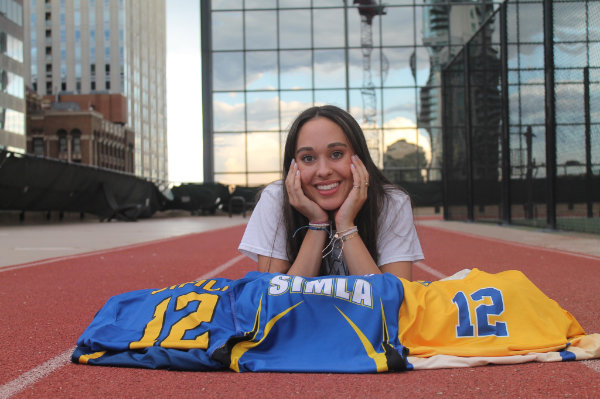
[78,351,107,364]
[229,299,304,372]
[398,268,585,358]
[336,306,388,372]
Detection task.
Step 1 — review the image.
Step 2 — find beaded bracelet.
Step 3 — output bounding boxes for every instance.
[337,226,358,238]
[292,221,331,238]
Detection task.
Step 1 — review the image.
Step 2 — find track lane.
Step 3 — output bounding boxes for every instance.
[3,223,599,398]
[0,225,248,386]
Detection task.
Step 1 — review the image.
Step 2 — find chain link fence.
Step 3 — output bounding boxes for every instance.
[442,0,599,234]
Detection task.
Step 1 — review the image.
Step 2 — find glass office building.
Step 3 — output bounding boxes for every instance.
[202,0,502,186]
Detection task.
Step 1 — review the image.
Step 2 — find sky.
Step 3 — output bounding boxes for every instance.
[166,1,203,184]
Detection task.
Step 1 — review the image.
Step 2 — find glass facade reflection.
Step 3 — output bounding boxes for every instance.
[203,0,503,186]
[0,0,26,152]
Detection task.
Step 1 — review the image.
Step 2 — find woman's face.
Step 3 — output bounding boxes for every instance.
[294,117,354,211]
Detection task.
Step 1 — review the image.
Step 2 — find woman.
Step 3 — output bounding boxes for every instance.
[238,105,423,279]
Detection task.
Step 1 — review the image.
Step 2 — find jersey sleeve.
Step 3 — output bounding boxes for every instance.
[238,182,289,262]
[376,188,424,266]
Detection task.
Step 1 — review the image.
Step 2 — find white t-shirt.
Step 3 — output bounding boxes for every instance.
[238,181,424,271]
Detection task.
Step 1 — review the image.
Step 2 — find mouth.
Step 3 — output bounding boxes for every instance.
[313,181,342,197]
[315,182,339,191]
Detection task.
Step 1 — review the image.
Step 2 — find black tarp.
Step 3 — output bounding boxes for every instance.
[0,150,166,221]
[163,182,231,214]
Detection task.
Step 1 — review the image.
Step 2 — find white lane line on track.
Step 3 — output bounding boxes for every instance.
[0,255,247,399]
[0,349,73,399]
[582,359,600,373]
[196,255,246,280]
[414,261,447,280]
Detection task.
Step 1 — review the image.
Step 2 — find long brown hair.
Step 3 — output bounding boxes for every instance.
[281,105,397,273]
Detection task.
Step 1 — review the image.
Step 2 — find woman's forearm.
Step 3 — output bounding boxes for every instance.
[339,234,382,276]
[286,229,328,277]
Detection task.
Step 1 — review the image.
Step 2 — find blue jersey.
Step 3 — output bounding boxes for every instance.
[72,269,597,373]
[73,272,408,373]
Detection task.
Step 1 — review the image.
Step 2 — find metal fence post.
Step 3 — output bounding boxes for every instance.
[441,69,449,221]
[201,0,214,183]
[584,66,593,218]
[464,45,474,222]
[543,0,556,229]
[499,1,511,225]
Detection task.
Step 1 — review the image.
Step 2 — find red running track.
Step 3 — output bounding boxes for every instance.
[1,224,599,398]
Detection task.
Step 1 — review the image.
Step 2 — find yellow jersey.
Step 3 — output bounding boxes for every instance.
[399,268,585,357]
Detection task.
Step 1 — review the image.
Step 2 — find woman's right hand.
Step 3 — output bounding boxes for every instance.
[285,159,328,223]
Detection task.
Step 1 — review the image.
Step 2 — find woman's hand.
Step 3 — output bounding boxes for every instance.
[285,159,328,222]
[335,155,369,230]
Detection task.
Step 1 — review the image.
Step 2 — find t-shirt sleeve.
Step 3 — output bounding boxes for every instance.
[238,182,289,263]
[376,189,424,266]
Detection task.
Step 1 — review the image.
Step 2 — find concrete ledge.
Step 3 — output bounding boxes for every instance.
[416,219,600,259]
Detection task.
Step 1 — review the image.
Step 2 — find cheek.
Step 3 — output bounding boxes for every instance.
[338,159,353,179]
[298,165,313,187]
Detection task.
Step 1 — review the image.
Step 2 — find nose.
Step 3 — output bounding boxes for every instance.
[316,158,332,178]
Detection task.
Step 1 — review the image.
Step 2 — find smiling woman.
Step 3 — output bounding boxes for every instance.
[238,105,424,280]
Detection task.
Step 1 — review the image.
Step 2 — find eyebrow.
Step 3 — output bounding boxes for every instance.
[295,142,348,155]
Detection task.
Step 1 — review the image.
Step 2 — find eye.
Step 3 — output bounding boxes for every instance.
[331,151,344,160]
[301,154,314,163]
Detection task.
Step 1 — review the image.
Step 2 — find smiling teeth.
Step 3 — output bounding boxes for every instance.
[316,182,339,190]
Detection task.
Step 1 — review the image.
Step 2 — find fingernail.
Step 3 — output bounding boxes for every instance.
[351,164,355,169]
[296,169,300,175]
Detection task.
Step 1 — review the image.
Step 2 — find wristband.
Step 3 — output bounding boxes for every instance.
[341,232,359,242]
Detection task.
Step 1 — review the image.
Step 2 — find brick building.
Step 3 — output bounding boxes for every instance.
[26,92,134,173]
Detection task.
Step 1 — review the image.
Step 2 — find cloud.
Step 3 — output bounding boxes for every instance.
[383,116,432,162]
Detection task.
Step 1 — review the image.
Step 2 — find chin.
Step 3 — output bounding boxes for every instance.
[315,197,344,212]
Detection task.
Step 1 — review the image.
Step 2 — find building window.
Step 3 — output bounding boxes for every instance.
[33,138,44,156]
[71,130,82,153]
[58,135,67,153]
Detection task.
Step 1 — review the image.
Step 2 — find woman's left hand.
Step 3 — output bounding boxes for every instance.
[335,155,369,230]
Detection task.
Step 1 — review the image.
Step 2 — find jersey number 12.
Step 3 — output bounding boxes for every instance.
[452,287,509,338]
